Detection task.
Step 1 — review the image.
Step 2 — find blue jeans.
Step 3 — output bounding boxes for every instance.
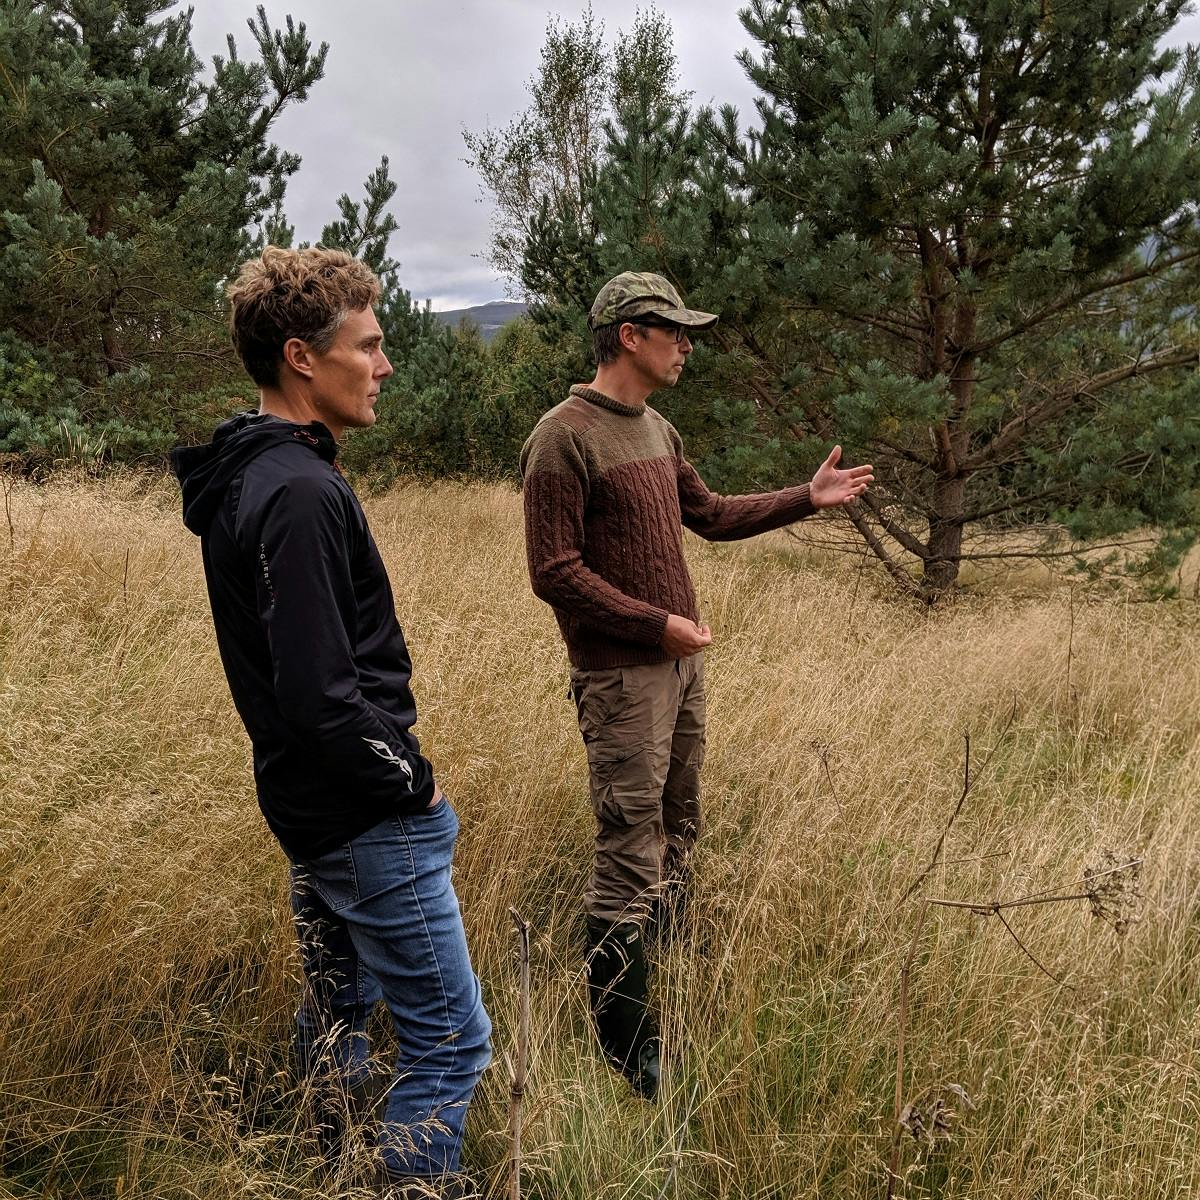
[288,797,492,1179]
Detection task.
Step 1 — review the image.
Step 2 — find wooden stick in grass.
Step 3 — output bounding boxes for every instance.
[886,898,931,1200]
[508,907,531,1200]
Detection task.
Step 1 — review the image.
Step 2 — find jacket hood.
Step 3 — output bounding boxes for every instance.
[171,412,337,535]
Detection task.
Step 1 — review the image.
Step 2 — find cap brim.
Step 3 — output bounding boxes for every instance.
[648,305,719,330]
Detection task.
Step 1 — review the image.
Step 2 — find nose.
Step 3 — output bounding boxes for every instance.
[680,334,693,354]
[376,350,394,379]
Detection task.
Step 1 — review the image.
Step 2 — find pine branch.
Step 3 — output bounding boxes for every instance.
[968,345,1199,470]
[708,323,835,441]
[927,539,1155,564]
[870,437,937,472]
[858,492,930,561]
[970,249,1200,357]
[958,485,1073,524]
[841,503,924,597]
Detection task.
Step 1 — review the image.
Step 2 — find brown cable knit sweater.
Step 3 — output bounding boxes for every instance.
[520,385,816,669]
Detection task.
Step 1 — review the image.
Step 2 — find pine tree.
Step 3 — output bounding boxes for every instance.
[729,0,1200,595]
[511,1,1200,597]
[0,2,326,387]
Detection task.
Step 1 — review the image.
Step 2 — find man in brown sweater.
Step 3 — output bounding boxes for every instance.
[520,272,873,1100]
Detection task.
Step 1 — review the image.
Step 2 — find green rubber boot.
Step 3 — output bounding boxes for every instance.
[585,917,660,1100]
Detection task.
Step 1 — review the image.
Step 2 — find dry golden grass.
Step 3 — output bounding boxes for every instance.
[1,473,1199,1199]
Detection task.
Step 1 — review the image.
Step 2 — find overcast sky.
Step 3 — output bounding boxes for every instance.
[181,2,1200,311]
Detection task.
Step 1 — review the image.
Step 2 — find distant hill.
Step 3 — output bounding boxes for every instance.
[433,300,528,343]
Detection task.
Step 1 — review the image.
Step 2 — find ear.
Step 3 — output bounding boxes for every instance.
[282,337,315,379]
[618,322,641,353]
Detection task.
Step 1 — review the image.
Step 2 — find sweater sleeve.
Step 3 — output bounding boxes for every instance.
[521,419,670,646]
[673,428,816,541]
[252,473,436,810]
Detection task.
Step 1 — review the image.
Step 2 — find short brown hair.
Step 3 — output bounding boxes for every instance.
[592,321,658,365]
[226,246,382,387]
[592,322,625,365]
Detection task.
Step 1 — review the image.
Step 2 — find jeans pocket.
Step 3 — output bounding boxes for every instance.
[428,792,460,841]
[293,842,360,912]
[397,791,458,846]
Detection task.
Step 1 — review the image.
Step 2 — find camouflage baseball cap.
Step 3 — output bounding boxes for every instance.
[587,271,719,331]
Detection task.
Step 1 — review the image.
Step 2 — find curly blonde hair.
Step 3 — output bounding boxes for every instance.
[227,246,382,387]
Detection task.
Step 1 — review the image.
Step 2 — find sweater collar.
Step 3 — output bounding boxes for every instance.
[570,384,645,417]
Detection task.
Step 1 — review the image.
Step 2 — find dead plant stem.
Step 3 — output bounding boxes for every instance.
[901,699,1019,904]
[886,898,930,1200]
[927,892,1092,912]
[994,908,1071,988]
[2,474,13,550]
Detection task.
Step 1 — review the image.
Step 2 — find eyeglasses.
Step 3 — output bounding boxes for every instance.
[633,321,690,344]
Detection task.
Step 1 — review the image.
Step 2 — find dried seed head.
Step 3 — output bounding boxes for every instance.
[1084,851,1142,936]
[899,1083,976,1146]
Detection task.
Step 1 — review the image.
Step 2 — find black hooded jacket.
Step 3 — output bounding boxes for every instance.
[173,412,436,859]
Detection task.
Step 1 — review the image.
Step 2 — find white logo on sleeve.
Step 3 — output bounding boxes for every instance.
[362,738,414,787]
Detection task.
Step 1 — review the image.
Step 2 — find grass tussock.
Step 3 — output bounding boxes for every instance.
[1,473,1199,1199]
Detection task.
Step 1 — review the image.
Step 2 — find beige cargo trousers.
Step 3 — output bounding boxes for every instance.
[569,654,706,924]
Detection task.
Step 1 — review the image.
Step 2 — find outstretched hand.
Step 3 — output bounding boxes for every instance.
[809,445,873,509]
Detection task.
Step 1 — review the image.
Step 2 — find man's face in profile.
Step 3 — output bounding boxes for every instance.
[301,306,394,437]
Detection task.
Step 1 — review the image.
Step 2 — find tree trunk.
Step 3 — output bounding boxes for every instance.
[89,201,125,377]
[919,292,978,598]
[99,314,124,378]
[923,474,966,596]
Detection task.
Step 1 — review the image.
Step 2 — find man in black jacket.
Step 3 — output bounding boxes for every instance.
[173,247,490,1200]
